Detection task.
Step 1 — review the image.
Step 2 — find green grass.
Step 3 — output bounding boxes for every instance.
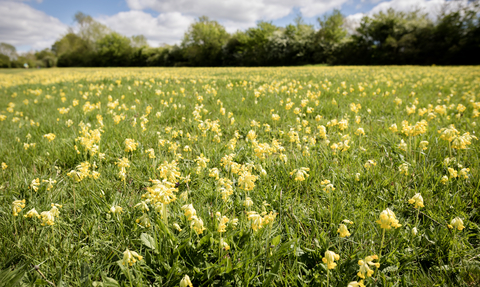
[0,66,479,286]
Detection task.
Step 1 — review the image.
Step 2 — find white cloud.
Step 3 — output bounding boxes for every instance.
[0,1,67,51]
[97,10,194,46]
[125,0,349,32]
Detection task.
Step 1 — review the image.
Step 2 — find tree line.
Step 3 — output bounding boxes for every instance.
[1,4,480,68]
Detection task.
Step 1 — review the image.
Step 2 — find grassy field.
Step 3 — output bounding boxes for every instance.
[0,66,479,286]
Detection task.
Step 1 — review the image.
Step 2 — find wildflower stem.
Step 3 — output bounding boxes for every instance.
[379,228,386,259]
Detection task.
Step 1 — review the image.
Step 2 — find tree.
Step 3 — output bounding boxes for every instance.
[182,16,230,66]
[95,32,132,66]
[0,43,17,60]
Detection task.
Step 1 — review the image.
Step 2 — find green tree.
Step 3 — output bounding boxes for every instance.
[182,16,230,66]
[95,32,133,66]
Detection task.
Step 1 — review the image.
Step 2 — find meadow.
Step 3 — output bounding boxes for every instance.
[0,66,479,286]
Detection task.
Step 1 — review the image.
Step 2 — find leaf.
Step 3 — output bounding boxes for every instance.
[271,235,281,246]
[262,261,280,287]
[140,233,156,250]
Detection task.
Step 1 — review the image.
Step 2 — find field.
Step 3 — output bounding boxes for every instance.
[0,66,479,286]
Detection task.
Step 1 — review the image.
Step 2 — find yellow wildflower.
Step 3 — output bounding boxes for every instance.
[357,255,380,279]
[122,249,143,266]
[180,275,193,287]
[376,208,402,229]
[322,250,340,270]
[124,138,138,152]
[448,217,465,231]
[408,193,424,208]
[12,199,26,216]
[337,224,351,237]
[43,133,56,142]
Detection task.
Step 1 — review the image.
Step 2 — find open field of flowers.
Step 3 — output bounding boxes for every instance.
[1,66,479,286]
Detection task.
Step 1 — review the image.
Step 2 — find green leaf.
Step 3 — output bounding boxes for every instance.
[271,235,281,246]
[140,233,156,250]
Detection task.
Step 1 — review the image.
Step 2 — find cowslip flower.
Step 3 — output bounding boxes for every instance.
[357,255,380,279]
[145,148,156,159]
[419,141,429,150]
[190,216,206,234]
[440,175,448,184]
[399,163,409,175]
[43,133,56,142]
[220,238,230,251]
[408,193,424,208]
[364,160,377,170]
[30,178,40,192]
[348,281,365,287]
[290,167,309,181]
[124,138,138,152]
[376,208,402,229]
[182,204,197,220]
[322,250,340,269]
[459,168,470,179]
[1,162,7,170]
[109,205,123,214]
[180,275,193,287]
[24,208,40,218]
[337,224,351,237]
[448,168,458,178]
[12,199,26,216]
[122,249,143,266]
[398,139,407,151]
[448,217,465,231]
[247,211,263,231]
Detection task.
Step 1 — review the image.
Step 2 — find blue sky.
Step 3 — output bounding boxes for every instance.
[0,0,454,52]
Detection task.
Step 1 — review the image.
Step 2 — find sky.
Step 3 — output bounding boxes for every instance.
[0,0,460,52]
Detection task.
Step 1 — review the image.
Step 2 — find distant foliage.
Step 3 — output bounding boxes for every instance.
[1,4,480,67]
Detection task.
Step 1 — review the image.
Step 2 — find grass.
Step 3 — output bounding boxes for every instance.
[0,66,479,286]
